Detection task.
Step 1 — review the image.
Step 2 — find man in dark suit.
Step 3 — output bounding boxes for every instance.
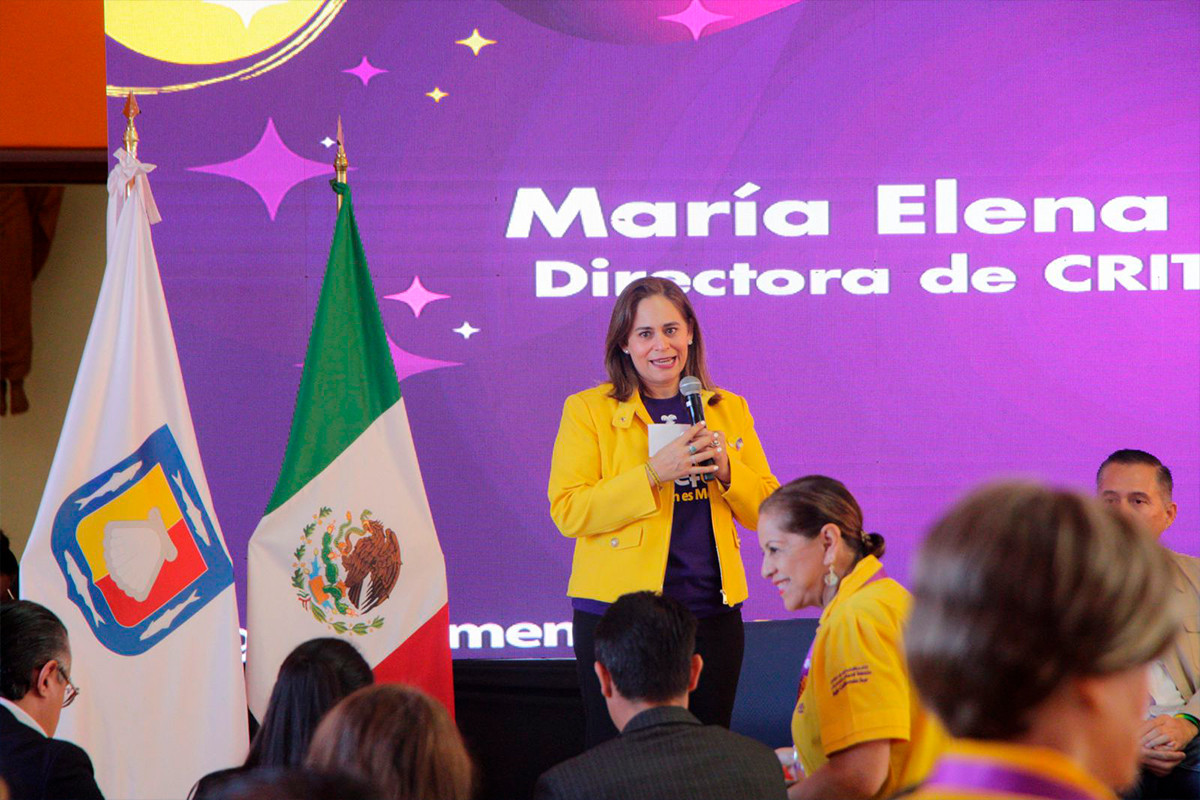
[534,592,786,800]
[0,600,104,800]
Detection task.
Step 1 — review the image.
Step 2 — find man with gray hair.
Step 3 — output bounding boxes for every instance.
[1098,449,1200,799]
[0,600,103,799]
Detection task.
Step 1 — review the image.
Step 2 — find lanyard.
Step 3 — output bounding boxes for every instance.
[923,756,1103,800]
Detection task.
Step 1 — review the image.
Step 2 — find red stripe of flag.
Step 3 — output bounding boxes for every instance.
[372,603,454,717]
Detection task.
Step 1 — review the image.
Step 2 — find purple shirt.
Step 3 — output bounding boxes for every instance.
[573,393,729,618]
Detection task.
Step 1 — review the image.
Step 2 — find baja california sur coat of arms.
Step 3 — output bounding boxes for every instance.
[292,508,401,636]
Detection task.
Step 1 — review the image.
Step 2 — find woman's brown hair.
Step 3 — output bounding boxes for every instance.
[603,277,719,403]
[305,684,474,800]
[759,475,886,560]
[906,482,1179,740]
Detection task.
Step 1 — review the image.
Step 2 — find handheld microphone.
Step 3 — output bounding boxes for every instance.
[679,376,714,482]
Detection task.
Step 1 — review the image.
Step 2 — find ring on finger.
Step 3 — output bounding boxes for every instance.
[688,444,697,455]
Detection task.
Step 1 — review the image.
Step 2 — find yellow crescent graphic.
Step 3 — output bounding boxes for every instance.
[105,0,344,96]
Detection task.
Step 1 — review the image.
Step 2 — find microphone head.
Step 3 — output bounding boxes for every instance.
[679,376,703,397]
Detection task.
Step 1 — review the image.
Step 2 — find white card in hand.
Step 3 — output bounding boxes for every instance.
[648,423,689,457]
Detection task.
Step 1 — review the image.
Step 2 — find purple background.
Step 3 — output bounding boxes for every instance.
[105,0,1200,658]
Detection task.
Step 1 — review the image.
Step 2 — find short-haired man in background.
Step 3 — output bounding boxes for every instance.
[0,531,19,604]
[1098,449,1200,799]
[534,591,785,800]
[0,600,104,800]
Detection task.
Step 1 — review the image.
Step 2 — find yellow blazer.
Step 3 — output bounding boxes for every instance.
[548,383,778,605]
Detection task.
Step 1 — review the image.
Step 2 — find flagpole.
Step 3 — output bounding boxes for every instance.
[123,92,141,197]
[334,116,348,211]
[123,92,140,157]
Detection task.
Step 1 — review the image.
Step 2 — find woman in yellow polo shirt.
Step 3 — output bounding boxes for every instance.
[904,483,1180,800]
[549,277,778,747]
[757,475,945,799]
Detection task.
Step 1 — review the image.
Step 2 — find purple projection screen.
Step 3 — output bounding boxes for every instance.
[104,0,1199,659]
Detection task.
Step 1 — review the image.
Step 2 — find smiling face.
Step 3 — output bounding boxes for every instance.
[624,295,691,399]
[1097,462,1177,539]
[758,513,830,612]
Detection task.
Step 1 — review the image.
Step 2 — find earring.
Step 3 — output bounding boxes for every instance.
[622,350,629,355]
[824,565,839,587]
[688,340,693,345]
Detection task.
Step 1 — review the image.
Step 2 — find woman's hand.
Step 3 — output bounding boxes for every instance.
[706,428,731,485]
[682,425,731,485]
[648,423,721,484]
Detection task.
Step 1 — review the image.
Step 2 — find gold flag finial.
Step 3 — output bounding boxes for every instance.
[334,116,349,210]
[122,92,141,159]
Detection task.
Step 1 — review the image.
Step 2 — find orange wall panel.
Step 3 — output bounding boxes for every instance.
[0,0,106,149]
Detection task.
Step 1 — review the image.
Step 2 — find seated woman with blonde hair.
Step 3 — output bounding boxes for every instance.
[305,684,474,800]
[905,482,1181,800]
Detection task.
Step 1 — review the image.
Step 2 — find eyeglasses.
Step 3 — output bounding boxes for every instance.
[56,664,80,708]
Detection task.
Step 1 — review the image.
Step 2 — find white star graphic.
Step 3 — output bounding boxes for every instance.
[453,321,480,339]
[320,136,335,148]
[202,0,290,28]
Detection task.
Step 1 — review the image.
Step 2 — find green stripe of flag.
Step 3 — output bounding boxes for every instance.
[265,182,400,515]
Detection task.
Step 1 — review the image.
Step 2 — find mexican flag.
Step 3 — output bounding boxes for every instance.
[246,181,453,718]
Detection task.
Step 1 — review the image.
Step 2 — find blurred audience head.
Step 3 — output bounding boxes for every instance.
[758,475,885,610]
[306,684,473,800]
[194,767,374,800]
[245,637,373,768]
[0,600,74,736]
[1096,449,1177,538]
[0,530,18,604]
[594,591,699,704]
[907,482,1179,790]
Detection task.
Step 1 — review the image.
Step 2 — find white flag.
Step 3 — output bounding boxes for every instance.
[21,148,248,800]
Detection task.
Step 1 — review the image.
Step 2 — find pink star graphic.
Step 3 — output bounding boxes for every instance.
[188,119,333,220]
[384,276,450,317]
[297,336,461,382]
[658,0,733,41]
[387,335,461,382]
[343,56,388,86]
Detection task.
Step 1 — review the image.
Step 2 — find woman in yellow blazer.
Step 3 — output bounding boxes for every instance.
[757,476,946,799]
[549,277,777,747]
